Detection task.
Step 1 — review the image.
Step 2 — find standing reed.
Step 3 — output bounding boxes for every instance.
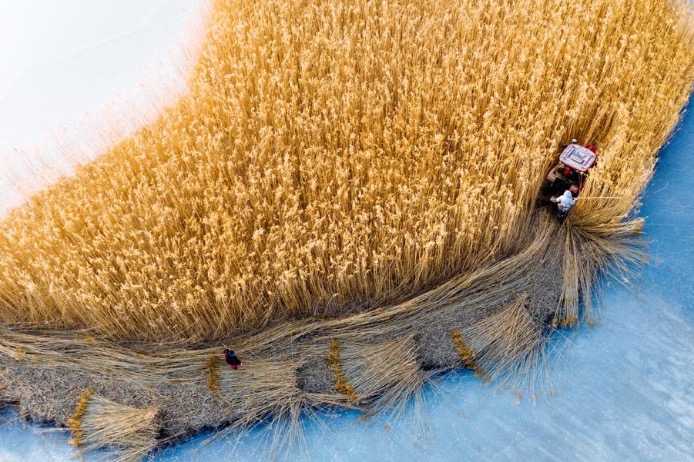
[0,0,691,345]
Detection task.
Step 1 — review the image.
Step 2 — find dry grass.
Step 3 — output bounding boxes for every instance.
[211,354,307,458]
[216,356,303,428]
[0,0,692,342]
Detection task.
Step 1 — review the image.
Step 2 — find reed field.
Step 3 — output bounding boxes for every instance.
[0,1,694,458]
[0,0,692,342]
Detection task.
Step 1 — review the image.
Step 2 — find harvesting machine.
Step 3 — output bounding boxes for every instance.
[538,141,597,217]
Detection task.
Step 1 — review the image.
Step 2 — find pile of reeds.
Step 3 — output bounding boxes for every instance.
[0,0,692,342]
[215,356,304,427]
[68,390,160,462]
[339,337,427,413]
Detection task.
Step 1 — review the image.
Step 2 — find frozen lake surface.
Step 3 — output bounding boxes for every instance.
[0,2,692,460]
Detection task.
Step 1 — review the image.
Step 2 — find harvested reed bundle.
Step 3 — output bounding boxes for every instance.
[558,218,647,326]
[69,391,160,462]
[216,357,303,428]
[340,337,427,413]
[459,297,545,385]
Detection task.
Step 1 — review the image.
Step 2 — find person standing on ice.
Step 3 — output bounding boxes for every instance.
[551,190,576,215]
[223,348,242,370]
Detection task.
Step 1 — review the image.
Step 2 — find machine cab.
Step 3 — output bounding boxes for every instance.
[538,142,597,210]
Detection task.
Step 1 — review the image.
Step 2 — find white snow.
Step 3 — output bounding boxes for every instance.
[0,0,208,216]
[0,2,692,461]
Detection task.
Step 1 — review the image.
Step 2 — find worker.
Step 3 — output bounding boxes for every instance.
[552,190,576,215]
[560,139,578,150]
[223,348,242,370]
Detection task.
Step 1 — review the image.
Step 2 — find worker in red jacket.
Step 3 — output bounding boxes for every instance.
[223,348,242,370]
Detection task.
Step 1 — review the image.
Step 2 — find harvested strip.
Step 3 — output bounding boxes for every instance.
[0,213,663,459]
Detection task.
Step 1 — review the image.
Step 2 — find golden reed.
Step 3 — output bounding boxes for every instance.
[0,0,692,342]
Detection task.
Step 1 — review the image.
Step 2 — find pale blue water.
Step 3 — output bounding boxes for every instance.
[2,107,693,461]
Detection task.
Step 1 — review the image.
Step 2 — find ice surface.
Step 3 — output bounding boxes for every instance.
[0,2,692,460]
